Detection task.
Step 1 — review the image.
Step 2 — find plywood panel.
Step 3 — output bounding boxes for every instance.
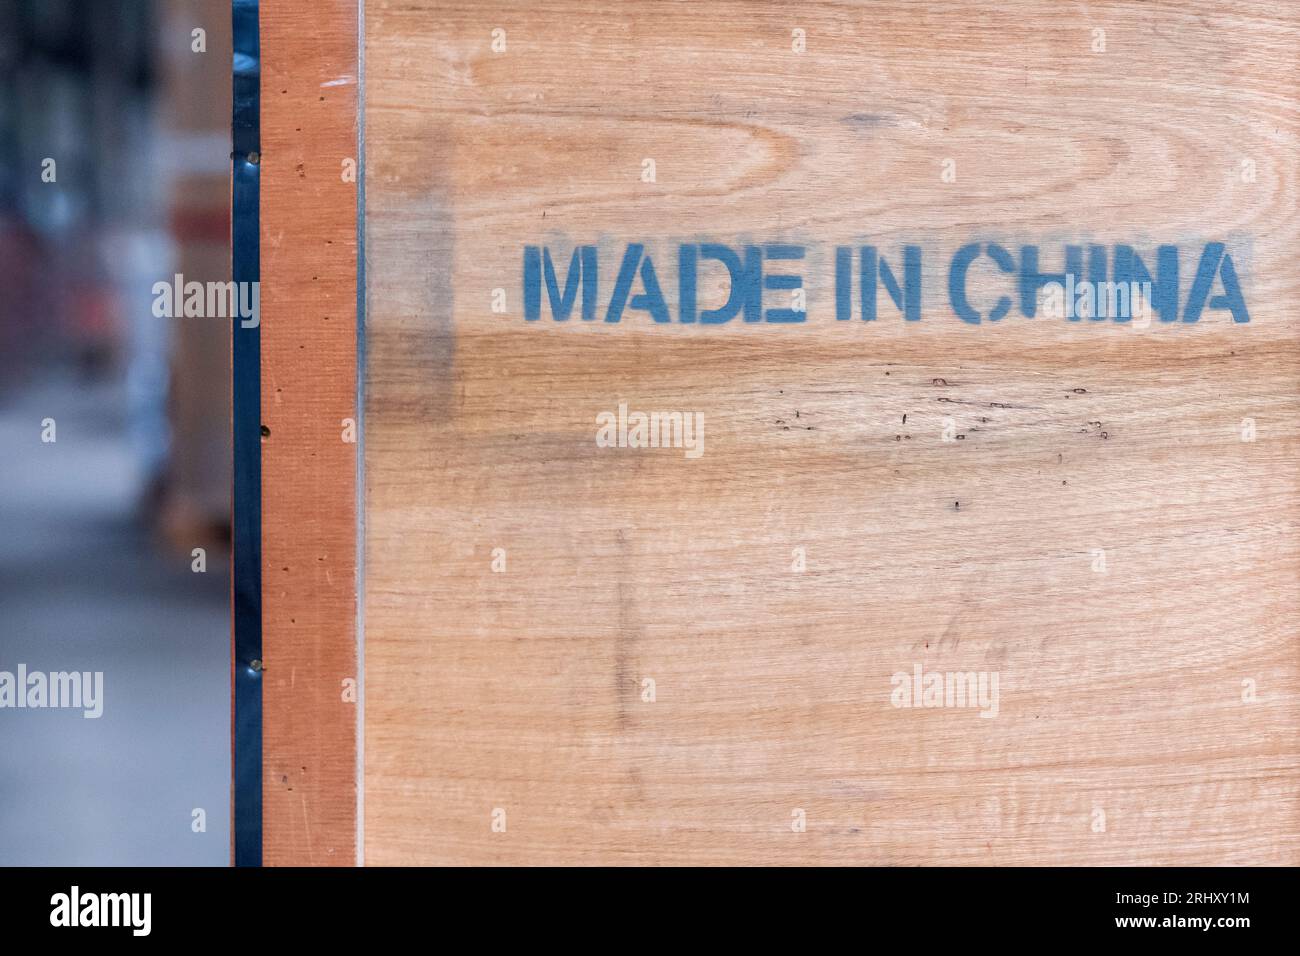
[260,0,359,865]
[362,0,1300,864]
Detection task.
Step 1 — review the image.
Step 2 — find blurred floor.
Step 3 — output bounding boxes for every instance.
[0,373,229,865]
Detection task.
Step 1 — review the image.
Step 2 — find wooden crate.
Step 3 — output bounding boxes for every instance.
[261,0,1300,865]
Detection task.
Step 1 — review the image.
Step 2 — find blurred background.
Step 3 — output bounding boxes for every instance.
[0,0,231,864]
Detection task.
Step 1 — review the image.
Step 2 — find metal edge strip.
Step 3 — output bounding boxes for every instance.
[231,0,262,868]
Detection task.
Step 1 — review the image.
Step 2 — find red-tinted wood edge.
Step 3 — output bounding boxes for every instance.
[258,0,359,865]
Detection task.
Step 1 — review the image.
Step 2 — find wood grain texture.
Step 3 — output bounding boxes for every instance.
[260,0,358,865]
[362,0,1300,864]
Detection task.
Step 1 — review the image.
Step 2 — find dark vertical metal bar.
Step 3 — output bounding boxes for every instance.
[231,0,261,867]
